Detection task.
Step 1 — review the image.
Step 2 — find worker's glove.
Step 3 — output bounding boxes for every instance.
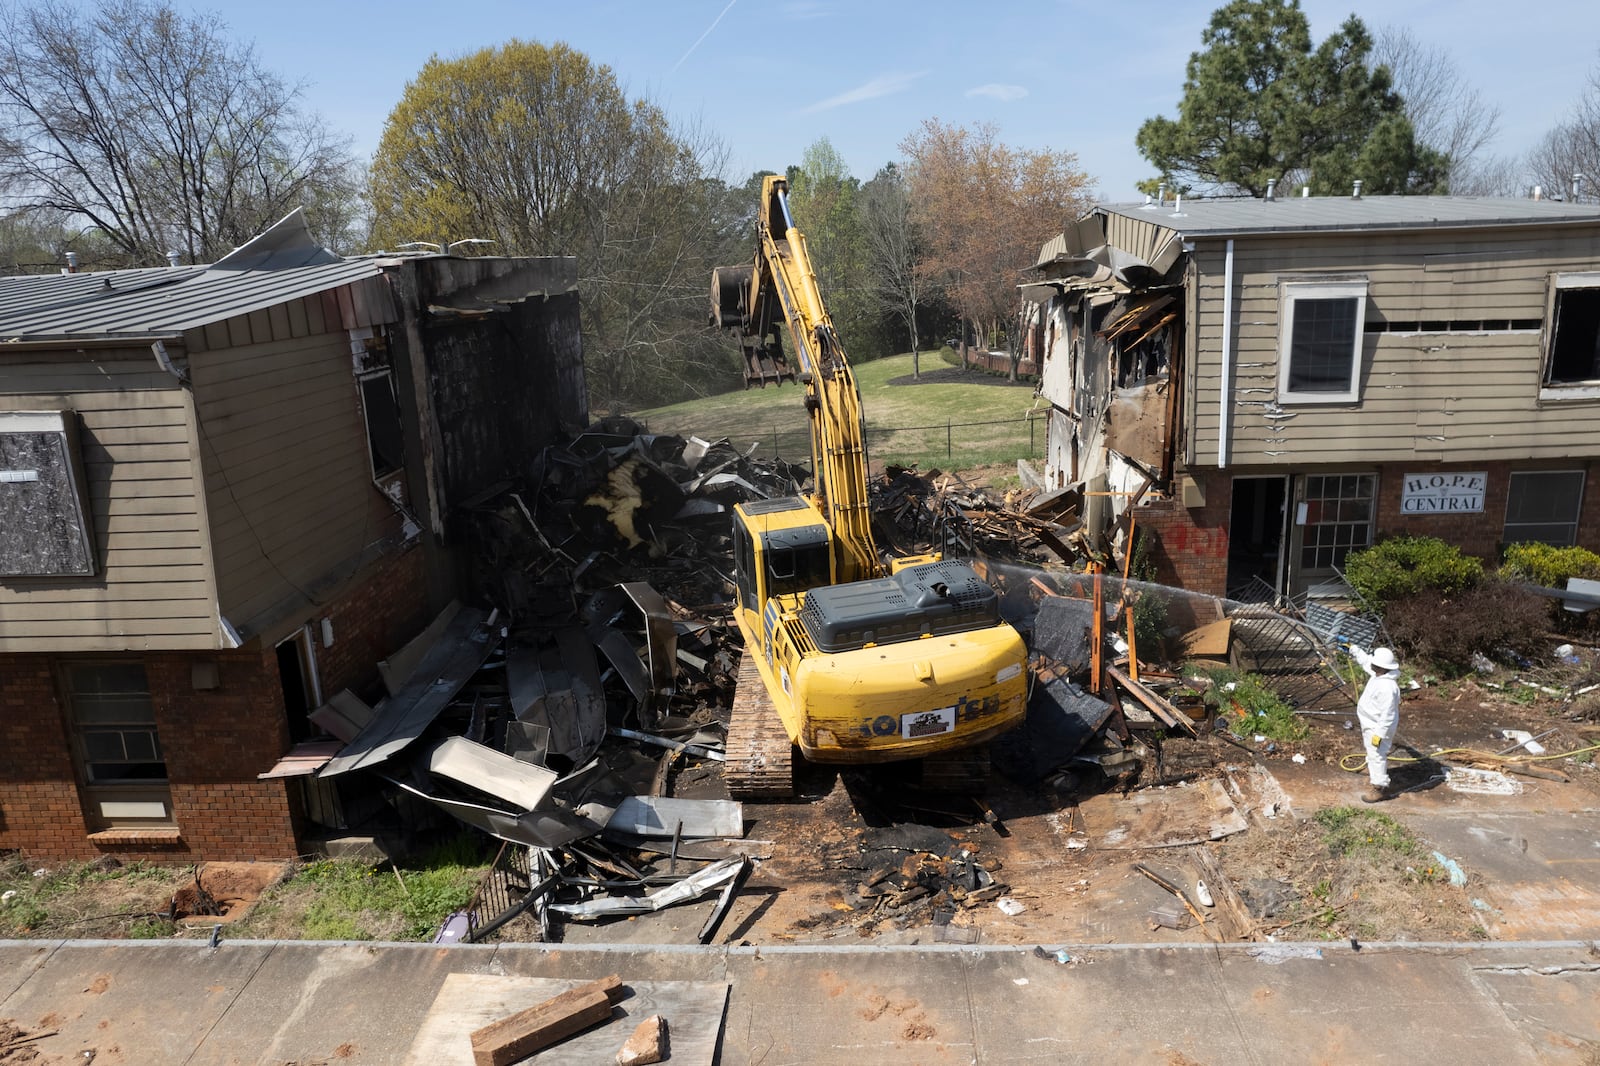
[1371,735,1384,748]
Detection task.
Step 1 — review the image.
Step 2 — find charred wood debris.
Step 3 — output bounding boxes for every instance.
[330,415,1205,941]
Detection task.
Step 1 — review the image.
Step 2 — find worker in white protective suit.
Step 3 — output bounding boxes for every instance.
[1356,647,1403,802]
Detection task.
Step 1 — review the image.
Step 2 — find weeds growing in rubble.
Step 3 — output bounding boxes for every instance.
[1190,665,1309,741]
[1314,806,1418,860]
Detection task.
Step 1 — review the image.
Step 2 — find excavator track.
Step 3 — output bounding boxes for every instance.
[724,652,796,800]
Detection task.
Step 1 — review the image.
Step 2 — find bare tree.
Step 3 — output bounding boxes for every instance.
[859,164,931,377]
[1528,57,1600,203]
[1372,25,1502,192]
[0,0,356,266]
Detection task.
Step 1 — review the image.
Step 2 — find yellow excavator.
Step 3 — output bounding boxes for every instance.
[709,175,1028,798]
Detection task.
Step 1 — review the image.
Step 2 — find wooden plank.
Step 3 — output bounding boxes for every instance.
[1107,665,1199,737]
[468,974,623,1066]
[406,976,727,1066]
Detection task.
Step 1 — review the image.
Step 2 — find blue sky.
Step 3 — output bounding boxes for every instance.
[212,0,1599,200]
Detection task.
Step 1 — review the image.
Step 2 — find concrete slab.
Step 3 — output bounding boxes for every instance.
[0,941,53,1002]
[1403,810,1600,938]
[3,940,1600,1064]
[192,942,491,1064]
[0,939,275,1064]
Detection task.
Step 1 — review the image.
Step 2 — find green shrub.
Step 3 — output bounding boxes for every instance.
[1382,579,1549,669]
[1343,535,1483,611]
[1500,542,1600,588]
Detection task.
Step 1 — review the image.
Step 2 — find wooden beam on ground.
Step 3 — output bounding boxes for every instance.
[1107,665,1199,738]
[470,974,625,1066]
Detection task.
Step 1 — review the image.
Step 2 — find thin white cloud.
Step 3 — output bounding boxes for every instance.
[966,83,1029,102]
[670,0,739,76]
[800,71,927,114]
[782,1,831,18]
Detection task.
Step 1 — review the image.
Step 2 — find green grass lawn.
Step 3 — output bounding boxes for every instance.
[629,350,1044,471]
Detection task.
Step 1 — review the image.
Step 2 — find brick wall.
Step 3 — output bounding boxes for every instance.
[1125,460,1600,603]
[0,540,431,864]
[1135,472,1233,597]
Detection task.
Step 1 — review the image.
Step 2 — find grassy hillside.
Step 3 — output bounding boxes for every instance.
[629,351,1043,472]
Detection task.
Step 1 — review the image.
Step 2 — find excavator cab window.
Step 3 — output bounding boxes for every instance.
[761,526,832,601]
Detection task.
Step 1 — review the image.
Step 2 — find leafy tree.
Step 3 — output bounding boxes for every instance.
[1136,0,1445,197]
[900,119,1094,378]
[0,0,357,265]
[370,40,742,410]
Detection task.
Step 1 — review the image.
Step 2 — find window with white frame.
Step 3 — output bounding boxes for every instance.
[1504,470,1585,546]
[63,661,173,827]
[1299,473,1376,571]
[1544,273,1600,387]
[358,372,404,481]
[1277,278,1368,404]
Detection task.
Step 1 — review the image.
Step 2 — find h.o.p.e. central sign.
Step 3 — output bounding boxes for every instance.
[1401,472,1486,515]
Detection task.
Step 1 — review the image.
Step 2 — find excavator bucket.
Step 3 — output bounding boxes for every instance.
[711,263,795,389]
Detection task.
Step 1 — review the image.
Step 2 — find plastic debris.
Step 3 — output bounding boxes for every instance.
[997,896,1027,916]
[1430,850,1468,887]
[1291,753,1307,764]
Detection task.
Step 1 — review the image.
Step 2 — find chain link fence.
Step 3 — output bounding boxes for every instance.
[642,413,1044,471]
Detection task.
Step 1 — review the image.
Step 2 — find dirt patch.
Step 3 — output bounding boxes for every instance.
[172,862,290,924]
[0,1020,49,1064]
[1213,807,1482,942]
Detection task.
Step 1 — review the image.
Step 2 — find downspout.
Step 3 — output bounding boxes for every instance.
[1217,239,1235,469]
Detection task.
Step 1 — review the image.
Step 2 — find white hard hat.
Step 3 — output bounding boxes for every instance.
[1370,647,1400,672]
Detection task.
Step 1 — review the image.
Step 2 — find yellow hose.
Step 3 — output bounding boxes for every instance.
[1337,741,1600,773]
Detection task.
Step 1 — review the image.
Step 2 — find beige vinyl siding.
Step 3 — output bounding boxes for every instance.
[190,315,400,643]
[0,354,220,652]
[1190,226,1600,466]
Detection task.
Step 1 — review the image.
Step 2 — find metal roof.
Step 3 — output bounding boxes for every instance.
[1097,195,1600,238]
[0,209,393,339]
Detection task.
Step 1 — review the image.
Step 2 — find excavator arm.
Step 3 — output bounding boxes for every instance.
[716,175,878,585]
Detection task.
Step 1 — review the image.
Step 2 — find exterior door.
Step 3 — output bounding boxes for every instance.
[1287,472,1377,596]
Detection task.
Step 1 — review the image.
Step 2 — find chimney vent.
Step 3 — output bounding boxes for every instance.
[1302,185,1310,198]
[1157,181,1167,204]
[1533,185,1543,200]
[1575,173,1586,202]
[166,250,181,267]
[1352,179,1363,200]
[1265,178,1277,201]
[64,251,78,273]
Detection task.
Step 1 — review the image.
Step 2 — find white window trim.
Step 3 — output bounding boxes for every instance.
[1539,272,1600,400]
[1276,278,1368,405]
[1503,468,1586,546]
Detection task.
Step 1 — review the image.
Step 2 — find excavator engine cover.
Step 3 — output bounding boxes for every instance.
[801,560,1000,654]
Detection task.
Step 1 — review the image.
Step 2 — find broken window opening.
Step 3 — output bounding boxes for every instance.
[358,371,405,481]
[1277,280,1367,404]
[1504,470,1585,546]
[63,661,174,828]
[1546,284,1600,385]
[1115,330,1172,389]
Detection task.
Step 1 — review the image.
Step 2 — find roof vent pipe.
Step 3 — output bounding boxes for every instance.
[1173,193,1183,214]
[1157,181,1167,204]
[1533,185,1543,200]
[1574,173,1586,201]
[64,251,78,273]
[1265,178,1277,201]
[1352,179,1363,200]
[1302,185,1310,198]
[166,250,181,267]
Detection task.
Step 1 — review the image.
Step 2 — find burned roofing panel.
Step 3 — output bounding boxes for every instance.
[1097,195,1600,238]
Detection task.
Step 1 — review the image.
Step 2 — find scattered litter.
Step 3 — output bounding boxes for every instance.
[1,890,15,904]
[1263,802,1279,818]
[1012,978,1029,986]
[1445,766,1523,795]
[1247,944,1324,964]
[1194,880,1214,907]
[1470,651,1495,674]
[1430,850,1468,887]
[550,857,748,920]
[1471,898,1494,911]
[1499,730,1547,756]
[997,897,1027,916]
[1253,734,1267,744]
[1291,753,1307,764]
